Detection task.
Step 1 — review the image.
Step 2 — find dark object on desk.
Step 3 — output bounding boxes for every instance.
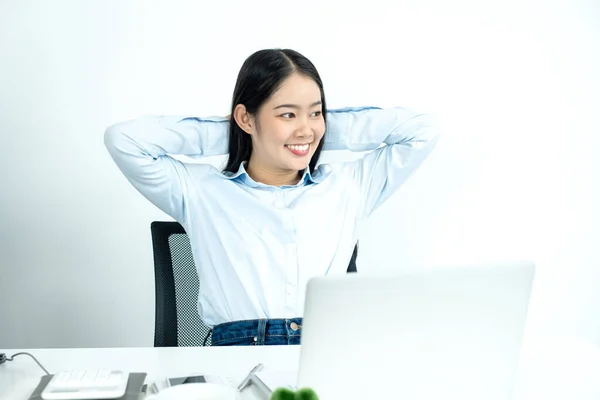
[150,221,359,347]
[141,375,207,393]
[169,375,207,385]
[27,372,147,400]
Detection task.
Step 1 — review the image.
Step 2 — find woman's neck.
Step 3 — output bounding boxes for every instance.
[245,161,301,187]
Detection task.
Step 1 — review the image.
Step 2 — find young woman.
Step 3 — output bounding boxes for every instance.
[104,48,439,346]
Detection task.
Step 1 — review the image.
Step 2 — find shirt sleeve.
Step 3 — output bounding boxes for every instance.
[324,106,440,218]
[103,115,229,222]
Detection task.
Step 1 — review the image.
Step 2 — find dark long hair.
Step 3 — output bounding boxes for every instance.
[224,49,327,174]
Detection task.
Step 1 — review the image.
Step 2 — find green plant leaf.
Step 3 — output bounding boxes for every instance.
[295,387,319,400]
[269,387,320,400]
[270,387,296,400]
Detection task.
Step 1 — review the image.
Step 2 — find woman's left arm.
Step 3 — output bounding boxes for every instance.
[324,106,440,218]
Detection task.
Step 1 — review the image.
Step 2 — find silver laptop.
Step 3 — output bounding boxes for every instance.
[296,260,535,400]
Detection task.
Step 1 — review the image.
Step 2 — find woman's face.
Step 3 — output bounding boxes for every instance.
[247,73,325,174]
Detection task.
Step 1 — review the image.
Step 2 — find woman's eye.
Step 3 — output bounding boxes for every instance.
[281,113,294,118]
[311,111,322,117]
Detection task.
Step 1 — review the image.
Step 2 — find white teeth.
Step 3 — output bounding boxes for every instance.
[286,144,309,152]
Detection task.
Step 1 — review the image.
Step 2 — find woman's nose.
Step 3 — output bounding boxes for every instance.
[295,120,313,139]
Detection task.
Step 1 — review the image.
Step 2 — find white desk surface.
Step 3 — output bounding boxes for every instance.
[0,345,298,400]
[2,337,600,400]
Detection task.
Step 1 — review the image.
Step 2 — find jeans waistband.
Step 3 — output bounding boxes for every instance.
[211,318,303,346]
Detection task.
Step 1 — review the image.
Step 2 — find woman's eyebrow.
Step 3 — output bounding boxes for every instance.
[273,101,322,110]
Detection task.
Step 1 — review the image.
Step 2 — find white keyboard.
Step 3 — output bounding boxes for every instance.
[41,369,129,400]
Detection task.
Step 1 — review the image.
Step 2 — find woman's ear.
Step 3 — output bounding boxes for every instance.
[233,104,255,135]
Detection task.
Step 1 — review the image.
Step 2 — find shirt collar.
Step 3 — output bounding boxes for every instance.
[220,162,331,187]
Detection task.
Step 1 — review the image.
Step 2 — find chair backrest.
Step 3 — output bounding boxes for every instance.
[150,221,359,347]
[347,242,358,273]
[150,221,212,347]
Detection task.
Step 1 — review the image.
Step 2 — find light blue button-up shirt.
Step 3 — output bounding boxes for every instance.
[104,106,439,327]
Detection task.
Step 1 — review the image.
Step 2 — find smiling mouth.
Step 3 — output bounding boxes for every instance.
[285,143,310,156]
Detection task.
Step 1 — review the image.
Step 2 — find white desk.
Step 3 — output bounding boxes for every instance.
[2,337,600,400]
[0,346,298,400]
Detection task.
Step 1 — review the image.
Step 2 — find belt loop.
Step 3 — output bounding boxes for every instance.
[257,319,267,345]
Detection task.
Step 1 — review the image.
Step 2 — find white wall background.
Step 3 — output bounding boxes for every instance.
[1,0,598,348]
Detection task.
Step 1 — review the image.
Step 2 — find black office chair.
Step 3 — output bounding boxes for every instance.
[150,221,212,347]
[150,221,359,347]
[347,242,358,273]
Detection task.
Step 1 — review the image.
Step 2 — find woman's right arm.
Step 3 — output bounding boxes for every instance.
[104,115,229,222]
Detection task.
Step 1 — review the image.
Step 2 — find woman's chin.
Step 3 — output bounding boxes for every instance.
[289,160,310,171]
[280,152,314,172]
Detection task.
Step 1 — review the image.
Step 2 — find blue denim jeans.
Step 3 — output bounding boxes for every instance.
[210,318,303,346]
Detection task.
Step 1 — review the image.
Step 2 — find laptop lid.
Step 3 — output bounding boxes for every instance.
[296,260,535,400]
